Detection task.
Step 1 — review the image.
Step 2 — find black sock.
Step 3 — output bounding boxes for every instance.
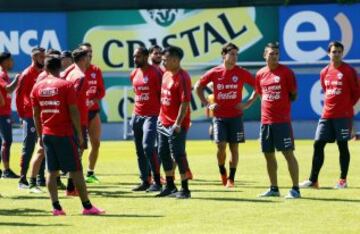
[338,141,350,180]
[30,177,37,186]
[166,176,175,188]
[229,168,236,181]
[218,165,226,175]
[292,186,300,192]
[87,170,94,177]
[181,179,189,191]
[67,178,75,191]
[52,201,62,210]
[154,174,161,185]
[309,141,326,182]
[270,186,279,192]
[82,200,93,210]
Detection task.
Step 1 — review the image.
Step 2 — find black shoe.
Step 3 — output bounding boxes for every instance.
[2,169,20,179]
[155,185,178,197]
[146,183,162,192]
[18,177,29,189]
[0,169,2,177]
[175,189,191,199]
[132,182,150,192]
[36,176,46,187]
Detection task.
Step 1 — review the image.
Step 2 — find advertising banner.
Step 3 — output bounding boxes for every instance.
[280,4,360,62]
[0,12,67,71]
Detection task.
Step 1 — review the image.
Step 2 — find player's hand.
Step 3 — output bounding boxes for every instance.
[235,103,246,110]
[172,124,181,134]
[207,103,218,111]
[78,135,85,150]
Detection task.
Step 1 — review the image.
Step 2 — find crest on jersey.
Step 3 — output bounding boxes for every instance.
[337,73,343,80]
[232,76,238,83]
[274,76,280,83]
[217,84,224,90]
[143,76,149,84]
[91,72,96,79]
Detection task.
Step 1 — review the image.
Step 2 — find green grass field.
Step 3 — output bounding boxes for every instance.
[0,140,360,234]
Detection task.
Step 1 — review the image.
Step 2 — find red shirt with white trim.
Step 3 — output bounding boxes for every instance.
[199,65,255,118]
[16,65,42,118]
[255,64,297,124]
[0,68,12,116]
[159,69,192,129]
[320,62,360,118]
[85,64,105,111]
[31,75,77,136]
[130,65,162,116]
[64,66,89,126]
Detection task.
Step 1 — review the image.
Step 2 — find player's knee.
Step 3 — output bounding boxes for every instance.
[314,140,325,150]
[217,142,226,152]
[91,139,100,149]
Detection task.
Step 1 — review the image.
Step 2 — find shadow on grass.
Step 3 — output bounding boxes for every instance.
[193,196,278,203]
[0,208,51,217]
[189,179,257,187]
[301,197,360,203]
[0,222,70,227]
[7,195,49,200]
[89,190,131,197]
[89,190,155,198]
[86,185,122,189]
[86,214,164,218]
[191,189,244,193]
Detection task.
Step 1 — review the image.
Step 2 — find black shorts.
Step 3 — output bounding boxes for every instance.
[315,118,352,142]
[213,117,245,143]
[88,110,100,122]
[260,123,295,153]
[43,134,82,172]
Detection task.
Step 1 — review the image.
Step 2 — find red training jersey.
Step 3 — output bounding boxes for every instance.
[255,64,297,124]
[159,69,192,129]
[85,64,105,111]
[36,70,49,83]
[0,68,12,116]
[64,66,89,126]
[320,62,360,119]
[16,65,42,118]
[130,65,162,116]
[199,65,255,118]
[60,64,75,80]
[31,75,77,136]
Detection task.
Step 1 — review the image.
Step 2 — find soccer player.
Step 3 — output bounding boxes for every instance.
[0,52,20,178]
[300,41,360,189]
[60,50,73,70]
[27,49,66,193]
[149,45,164,72]
[156,46,192,199]
[16,47,45,186]
[63,48,90,195]
[130,47,162,192]
[195,43,255,188]
[249,42,300,199]
[31,55,104,216]
[79,43,105,184]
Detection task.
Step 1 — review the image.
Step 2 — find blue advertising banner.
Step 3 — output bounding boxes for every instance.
[0,12,67,71]
[279,4,360,62]
[291,74,360,120]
